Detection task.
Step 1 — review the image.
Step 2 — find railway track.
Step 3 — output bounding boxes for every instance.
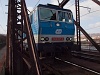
[71,50,100,63]
[41,55,100,75]
[55,57,100,75]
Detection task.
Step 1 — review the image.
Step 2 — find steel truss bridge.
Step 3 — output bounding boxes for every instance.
[1,0,100,75]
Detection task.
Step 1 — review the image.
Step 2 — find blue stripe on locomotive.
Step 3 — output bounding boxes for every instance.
[30,9,39,35]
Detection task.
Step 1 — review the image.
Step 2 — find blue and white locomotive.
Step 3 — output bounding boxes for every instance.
[29,4,75,56]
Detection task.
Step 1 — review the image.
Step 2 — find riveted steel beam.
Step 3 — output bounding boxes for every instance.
[75,0,81,50]
[74,20,100,52]
[6,0,42,75]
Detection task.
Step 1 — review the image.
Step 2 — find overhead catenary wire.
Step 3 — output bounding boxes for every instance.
[85,25,100,30]
[66,0,85,8]
[81,9,100,17]
[30,0,99,32]
[67,0,100,33]
[80,9,100,31]
[66,3,75,8]
[80,6,91,13]
[67,0,100,17]
[33,0,40,9]
[0,0,7,19]
[30,0,40,14]
[0,0,7,34]
[0,24,6,32]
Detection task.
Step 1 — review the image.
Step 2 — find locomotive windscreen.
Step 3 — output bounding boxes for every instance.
[58,11,72,23]
[39,8,56,20]
[39,7,73,23]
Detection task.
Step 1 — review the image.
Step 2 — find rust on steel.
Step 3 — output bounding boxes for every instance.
[5,0,11,74]
[22,0,42,75]
[59,0,81,50]
[74,0,100,52]
[6,0,42,75]
[74,20,100,52]
[75,0,81,50]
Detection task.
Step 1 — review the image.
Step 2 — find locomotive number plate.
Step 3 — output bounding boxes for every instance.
[52,37,64,41]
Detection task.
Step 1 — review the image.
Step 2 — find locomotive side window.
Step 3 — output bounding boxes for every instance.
[58,11,72,23]
[33,8,37,23]
[30,14,33,24]
[39,8,56,21]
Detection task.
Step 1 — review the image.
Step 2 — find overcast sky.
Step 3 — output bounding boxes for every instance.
[0,0,100,34]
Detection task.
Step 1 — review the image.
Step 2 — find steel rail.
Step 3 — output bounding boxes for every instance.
[72,52,100,63]
[72,51,100,57]
[55,57,100,75]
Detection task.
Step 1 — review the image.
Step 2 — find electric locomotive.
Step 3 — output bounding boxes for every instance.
[29,4,75,56]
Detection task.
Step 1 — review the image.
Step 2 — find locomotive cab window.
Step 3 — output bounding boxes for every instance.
[39,8,56,21]
[29,14,33,24]
[58,11,72,23]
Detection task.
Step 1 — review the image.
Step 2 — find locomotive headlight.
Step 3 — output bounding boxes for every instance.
[56,23,60,26]
[44,37,49,41]
[66,37,72,41]
[41,37,44,41]
[66,37,70,41]
[70,37,72,41]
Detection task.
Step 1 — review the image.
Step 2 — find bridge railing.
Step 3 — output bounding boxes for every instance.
[74,41,100,52]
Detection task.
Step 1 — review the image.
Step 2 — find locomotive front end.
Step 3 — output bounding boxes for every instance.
[38,5,75,45]
[30,4,75,56]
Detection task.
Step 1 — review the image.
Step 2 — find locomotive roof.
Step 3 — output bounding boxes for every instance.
[38,4,72,12]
